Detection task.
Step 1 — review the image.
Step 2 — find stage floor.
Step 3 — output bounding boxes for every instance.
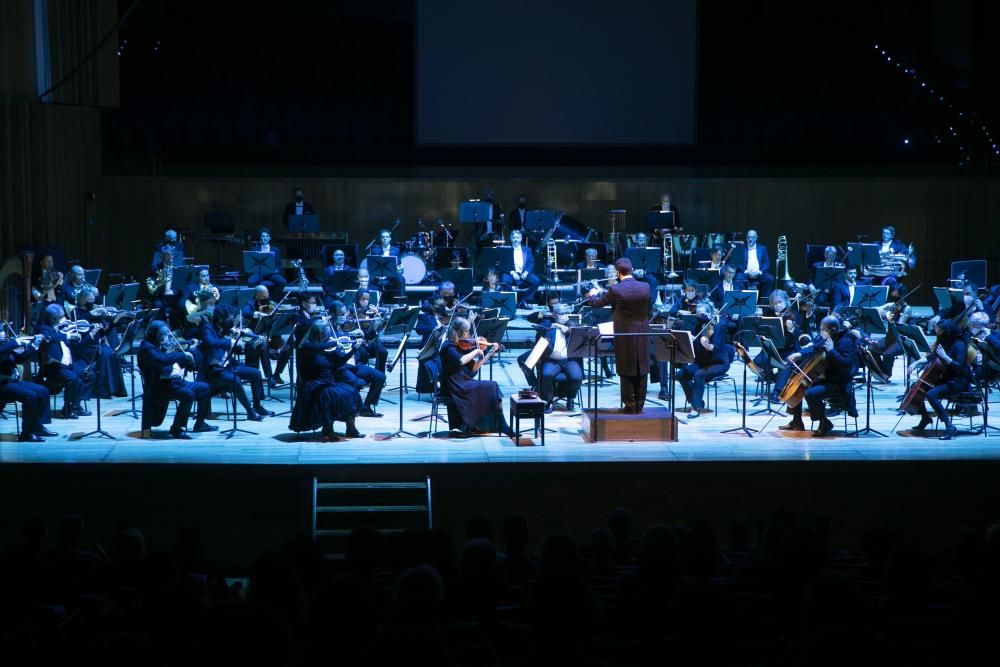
[2,354,999,465]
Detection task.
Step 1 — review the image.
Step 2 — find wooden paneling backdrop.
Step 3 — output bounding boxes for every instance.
[91,175,1000,298]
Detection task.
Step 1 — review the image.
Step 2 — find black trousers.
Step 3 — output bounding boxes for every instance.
[48,362,90,410]
[336,364,385,406]
[619,374,648,413]
[0,381,51,435]
[159,377,211,430]
[539,358,583,404]
[206,365,264,416]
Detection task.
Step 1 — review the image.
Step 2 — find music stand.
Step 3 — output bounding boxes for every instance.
[440,268,474,295]
[287,214,319,232]
[482,291,516,319]
[329,270,359,292]
[814,267,845,292]
[856,307,887,336]
[644,210,676,232]
[851,284,888,309]
[243,252,276,276]
[383,306,421,394]
[477,247,500,276]
[105,284,124,309]
[120,282,140,308]
[857,347,889,438]
[846,242,879,269]
[723,326,762,438]
[895,323,931,354]
[625,248,661,275]
[524,210,558,232]
[655,330,694,420]
[267,313,298,413]
[460,200,493,225]
[476,317,511,383]
[950,259,986,289]
[105,311,152,419]
[724,290,759,318]
[567,326,614,398]
[932,287,965,315]
[84,269,102,289]
[171,266,195,295]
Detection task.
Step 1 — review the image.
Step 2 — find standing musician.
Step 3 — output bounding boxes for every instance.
[575,248,604,270]
[779,315,859,437]
[38,304,93,419]
[329,301,386,418]
[907,319,971,440]
[289,318,363,440]
[500,230,540,308]
[628,233,659,304]
[676,304,735,420]
[351,290,389,374]
[137,320,216,439]
[199,305,273,421]
[535,303,583,414]
[0,330,57,442]
[587,258,651,414]
[440,317,513,436]
[282,187,315,227]
[242,285,283,389]
[248,228,287,291]
[32,253,64,303]
[736,229,773,293]
[507,194,529,232]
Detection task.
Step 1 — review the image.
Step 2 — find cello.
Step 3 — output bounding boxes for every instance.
[778,344,829,408]
[898,300,975,415]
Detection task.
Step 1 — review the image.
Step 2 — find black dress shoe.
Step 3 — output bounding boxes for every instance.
[169,428,193,440]
[658,391,669,400]
[358,406,383,418]
[192,423,219,433]
[779,420,806,431]
[74,408,92,417]
[345,426,364,438]
[544,403,554,414]
[939,423,957,440]
[33,427,59,437]
[912,416,933,432]
[246,412,263,422]
[814,419,835,438]
[60,408,78,420]
[253,405,275,417]
[18,433,44,443]
[566,400,575,411]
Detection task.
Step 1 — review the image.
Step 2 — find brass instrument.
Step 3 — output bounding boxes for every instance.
[32,269,64,301]
[865,251,909,279]
[146,252,174,295]
[776,235,793,284]
[546,238,558,276]
[663,234,679,279]
[292,259,308,289]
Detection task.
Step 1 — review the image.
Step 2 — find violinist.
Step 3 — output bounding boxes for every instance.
[351,290,389,373]
[330,301,385,418]
[72,286,128,399]
[38,304,93,419]
[355,268,382,305]
[199,305,273,421]
[272,293,321,380]
[242,285,283,389]
[668,279,702,316]
[32,253,63,303]
[289,318,363,441]
[248,228,288,291]
[676,304,735,420]
[779,315,859,437]
[908,319,971,440]
[440,317,514,436]
[0,329,57,442]
[866,282,912,378]
[137,319,216,439]
[536,303,583,413]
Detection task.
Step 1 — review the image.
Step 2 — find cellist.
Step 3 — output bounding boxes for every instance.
[779,315,859,437]
[907,319,971,440]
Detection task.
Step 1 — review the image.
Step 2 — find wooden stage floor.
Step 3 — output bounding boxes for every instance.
[2,355,999,465]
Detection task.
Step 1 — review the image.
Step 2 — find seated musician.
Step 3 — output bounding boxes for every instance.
[518,294,565,390]
[72,287,128,399]
[38,304,93,419]
[711,264,746,309]
[368,229,404,301]
[330,301,386,418]
[779,315,859,437]
[482,268,502,293]
[532,303,583,413]
[866,282,913,378]
[61,265,95,306]
[500,230,540,309]
[575,248,604,271]
[703,245,724,271]
[754,289,804,386]
[668,279,701,315]
[676,303,735,419]
[184,268,215,312]
[507,194,528,232]
[288,318,362,440]
[440,317,514,436]
[199,305,273,421]
[908,319,971,440]
[282,187,315,228]
[32,253,63,303]
[137,319,216,439]
[248,228,287,291]
[969,312,1000,384]
[242,285,283,389]
[809,249,849,314]
[325,249,354,273]
[736,229,773,293]
[872,225,915,285]
[810,246,843,281]
[146,249,182,327]
[352,290,389,373]
[416,303,450,394]
[629,233,659,305]
[649,191,681,229]
[152,229,185,269]
[0,331,57,441]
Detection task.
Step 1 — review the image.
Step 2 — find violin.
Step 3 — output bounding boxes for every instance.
[457,336,504,372]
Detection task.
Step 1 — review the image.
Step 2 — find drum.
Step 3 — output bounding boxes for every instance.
[399,253,427,285]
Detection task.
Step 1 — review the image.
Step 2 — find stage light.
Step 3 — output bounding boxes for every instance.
[903,138,910,145]
[920,82,926,87]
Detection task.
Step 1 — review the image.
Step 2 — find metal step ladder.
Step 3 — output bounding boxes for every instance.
[310,476,432,556]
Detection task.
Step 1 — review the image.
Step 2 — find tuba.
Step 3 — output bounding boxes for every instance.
[776,235,793,284]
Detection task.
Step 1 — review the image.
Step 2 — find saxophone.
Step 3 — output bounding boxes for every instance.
[293,259,308,289]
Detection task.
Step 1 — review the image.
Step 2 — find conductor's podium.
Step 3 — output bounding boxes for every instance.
[581,406,678,442]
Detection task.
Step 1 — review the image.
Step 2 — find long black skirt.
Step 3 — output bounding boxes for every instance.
[444,375,504,431]
[289,379,361,432]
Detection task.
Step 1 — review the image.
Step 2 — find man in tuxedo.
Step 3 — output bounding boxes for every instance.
[500,230,540,308]
[151,229,185,271]
[575,248,604,270]
[508,194,528,231]
[282,187,315,227]
[368,229,404,302]
[248,228,287,290]
[711,264,747,309]
[535,303,583,414]
[737,229,773,293]
[588,258,651,413]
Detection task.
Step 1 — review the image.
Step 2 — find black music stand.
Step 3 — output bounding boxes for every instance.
[460,200,492,225]
[268,313,298,414]
[73,329,115,441]
[625,248,661,276]
[106,310,153,419]
[440,268,474,295]
[653,329,695,419]
[724,290,758,318]
[482,291,516,319]
[84,268,102,289]
[814,267,845,292]
[476,317,511,383]
[243,252,276,277]
[328,270,359,293]
[723,327,762,438]
[846,242,880,269]
[170,266,195,295]
[435,247,471,270]
[568,326,612,404]
[384,306,421,393]
[749,329,788,417]
[105,283,124,309]
[856,345,889,438]
[644,210,676,232]
[851,284,888,309]
[951,259,986,289]
[287,214,320,232]
[856,307,887,336]
[476,247,500,276]
[932,287,965,315]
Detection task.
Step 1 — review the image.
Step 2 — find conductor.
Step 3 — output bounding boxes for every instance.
[587,257,651,414]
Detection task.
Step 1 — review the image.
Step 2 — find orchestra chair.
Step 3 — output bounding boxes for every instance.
[0,401,20,433]
[427,379,456,438]
[941,390,987,435]
[139,365,175,437]
[704,374,739,416]
[809,393,859,437]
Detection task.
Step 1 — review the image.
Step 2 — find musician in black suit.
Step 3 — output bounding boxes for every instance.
[368,229,404,301]
[628,233,659,309]
[248,228,287,290]
[587,258,651,413]
[575,248,604,271]
[754,289,804,388]
[0,332,56,441]
[676,306,735,419]
[199,305,272,421]
[282,187,315,227]
[535,303,583,413]
[780,315,859,437]
[735,229,773,293]
[649,192,681,230]
[151,229,185,272]
[710,264,747,309]
[507,194,528,231]
[500,230,540,308]
[909,319,971,440]
[38,304,92,419]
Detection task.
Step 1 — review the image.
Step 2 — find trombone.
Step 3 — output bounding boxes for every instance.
[662,233,679,279]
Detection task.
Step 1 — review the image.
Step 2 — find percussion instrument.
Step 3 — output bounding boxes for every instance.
[399,253,428,285]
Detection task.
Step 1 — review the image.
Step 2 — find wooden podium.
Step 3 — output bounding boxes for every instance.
[581,407,678,442]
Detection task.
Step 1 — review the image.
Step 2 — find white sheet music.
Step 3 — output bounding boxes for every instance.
[597,321,615,336]
[524,337,550,370]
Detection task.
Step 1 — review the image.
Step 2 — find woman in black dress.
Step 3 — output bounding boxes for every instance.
[440,317,512,436]
[289,318,363,441]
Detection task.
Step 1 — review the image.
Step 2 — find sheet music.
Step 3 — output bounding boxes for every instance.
[597,321,615,336]
[525,337,550,370]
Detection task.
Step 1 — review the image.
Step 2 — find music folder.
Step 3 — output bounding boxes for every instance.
[286,214,319,232]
